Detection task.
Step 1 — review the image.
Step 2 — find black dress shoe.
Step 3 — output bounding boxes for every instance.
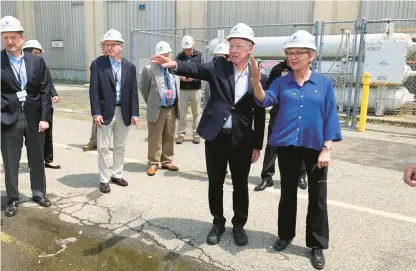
[45,163,61,169]
[298,175,308,190]
[100,183,111,193]
[233,227,248,246]
[311,248,325,270]
[254,180,273,191]
[5,201,19,217]
[207,224,225,245]
[33,196,52,207]
[273,238,292,251]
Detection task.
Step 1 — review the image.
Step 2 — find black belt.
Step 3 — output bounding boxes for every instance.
[222,128,232,134]
[116,103,121,106]
[161,104,175,109]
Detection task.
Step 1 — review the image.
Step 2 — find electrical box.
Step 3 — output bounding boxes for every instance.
[363,40,407,84]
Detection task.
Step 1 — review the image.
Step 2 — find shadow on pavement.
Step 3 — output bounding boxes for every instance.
[1,193,8,211]
[18,162,30,174]
[123,162,148,173]
[57,173,100,188]
[160,169,281,189]
[81,217,310,263]
[146,217,310,258]
[67,143,89,149]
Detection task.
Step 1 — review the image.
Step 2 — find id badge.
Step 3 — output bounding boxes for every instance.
[17,90,27,102]
[165,89,173,99]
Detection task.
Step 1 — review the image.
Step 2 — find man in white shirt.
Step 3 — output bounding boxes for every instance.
[151,23,266,247]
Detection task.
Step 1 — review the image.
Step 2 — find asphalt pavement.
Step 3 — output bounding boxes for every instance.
[1,84,416,271]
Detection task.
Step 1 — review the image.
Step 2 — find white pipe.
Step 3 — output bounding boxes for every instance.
[208,33,415,58]
[404,64,416,80]
[335,86,414,109]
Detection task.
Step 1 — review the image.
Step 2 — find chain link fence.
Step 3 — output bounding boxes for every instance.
[315,20,362,128]
[358,19,416,134]
[130,18,416,133]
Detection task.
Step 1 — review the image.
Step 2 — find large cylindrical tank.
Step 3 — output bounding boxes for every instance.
[208,33,415,58]
[335,86,414,110]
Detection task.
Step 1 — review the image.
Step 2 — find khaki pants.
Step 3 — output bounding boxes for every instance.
[177,89,201,136]
[148,107,176,166]
[88,121,97,146]
[97,107,130,183]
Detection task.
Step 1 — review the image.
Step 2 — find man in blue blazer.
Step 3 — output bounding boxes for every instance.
[152,23,266,247]
[89,29,139,194]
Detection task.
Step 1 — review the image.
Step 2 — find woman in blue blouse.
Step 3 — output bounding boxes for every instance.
[250,30,342,270]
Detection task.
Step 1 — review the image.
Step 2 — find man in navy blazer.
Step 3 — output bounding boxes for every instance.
[89,29,139,194]
[152,23,266,247]
[1,16,52,217]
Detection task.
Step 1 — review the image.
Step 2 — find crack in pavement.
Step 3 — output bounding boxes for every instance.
[106,207,113,224]
[18,193,233,270]
[132,209,234,271]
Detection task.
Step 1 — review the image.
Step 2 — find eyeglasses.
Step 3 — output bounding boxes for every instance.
[103,43,121,48]
[229,44,252,51]
[2,35,22,42]
[285,51,309,59]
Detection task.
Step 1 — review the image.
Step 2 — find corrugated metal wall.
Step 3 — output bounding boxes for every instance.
[106,0,176,61]
[360,0,416,33]
[1,0,17,17]
[0,1,17,51]
[34,1,85,81]
[3,0,414,83]
[206,1,315,37]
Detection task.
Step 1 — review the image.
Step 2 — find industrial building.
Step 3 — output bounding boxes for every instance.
[1,0,415,82]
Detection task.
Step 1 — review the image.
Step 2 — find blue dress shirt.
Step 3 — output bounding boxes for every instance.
[7,50,27,90]
[255,71,342,152]
[109,57,121,103]
[160,67,177,107]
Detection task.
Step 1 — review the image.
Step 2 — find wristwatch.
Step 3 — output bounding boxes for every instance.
[323,145,332,151]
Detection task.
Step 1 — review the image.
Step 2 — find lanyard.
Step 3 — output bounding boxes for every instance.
[110,58,121,84]
[112,65,121,84]
[9,59,23,85]
[235,63,248,85]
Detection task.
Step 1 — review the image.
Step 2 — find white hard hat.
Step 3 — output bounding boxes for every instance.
[0,16,24,33]
[102,29,124,43]
[155,41,172,55]
[227,23,255,45]
[22,40,44,52]
[283,30,316,51]
[181,35,194,49]
[214,42,230,55]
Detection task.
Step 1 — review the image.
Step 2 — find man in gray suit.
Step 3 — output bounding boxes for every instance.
[140,41,180,176]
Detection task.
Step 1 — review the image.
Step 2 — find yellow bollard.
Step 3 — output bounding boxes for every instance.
[358,72,371,132]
